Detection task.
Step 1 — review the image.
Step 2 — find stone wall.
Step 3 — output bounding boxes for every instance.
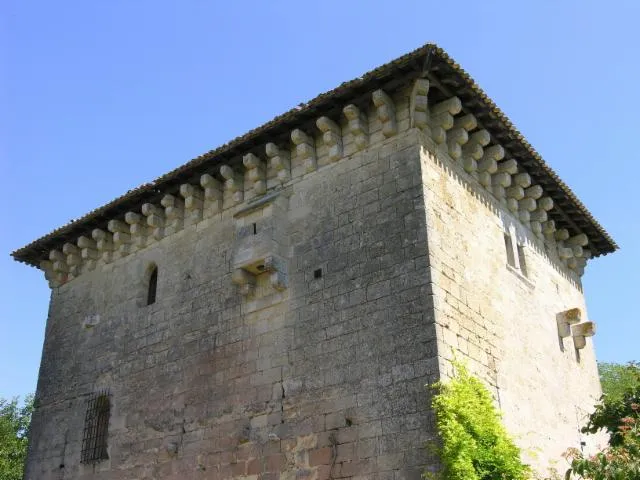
[26,130,440,480]
[418,131,605,474]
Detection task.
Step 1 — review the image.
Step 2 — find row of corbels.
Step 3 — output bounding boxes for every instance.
[556,308,596,350]
[38,88,398,287]
[410,78,591,275]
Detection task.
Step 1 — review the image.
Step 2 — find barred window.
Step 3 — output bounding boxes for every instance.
[81,391,110,464]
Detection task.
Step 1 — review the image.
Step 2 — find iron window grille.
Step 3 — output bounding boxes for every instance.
[81,390,110,464]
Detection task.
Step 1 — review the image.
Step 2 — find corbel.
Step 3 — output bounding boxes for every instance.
[231,268,256,296]
[542,220,557,240]
[142,203,165,240]
[160,194,184,234]
[265,143,291,184]
[462,129,490,174]
[492,158,517,201]
[107,219,132,257]
[124,212,147,249]
[243,153,267,195]
[91,229,114,264]
[316,116,343,162]
[62,242,82,277]
[39,260,60,288]
[572,321,596,349]
[220,164,244,205]
[556,308,582,338]
[49,249,69,284]
[428,96,462,144]
[506,172,531,214]
[530,196,554,237]
[291,129,316,173]
[180,184,204,225]
[78,236,99,270]
[409,78,430,130]
[372,89,397,138]
[447,114,476,160]
[200,174,223,216]
[264,255,288,291]
[477,145,504,189]
[518,185,542,226]
[342,104,368,151]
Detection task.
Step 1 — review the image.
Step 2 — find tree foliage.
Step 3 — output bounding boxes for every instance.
[426,363,531,480]
[0,395,33,480]
[564,361,640,480]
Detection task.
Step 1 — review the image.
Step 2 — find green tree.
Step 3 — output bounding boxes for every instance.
[564,361,640,479]
[598,361,640,404]
[426,363,530,480]
[0,395,33,480]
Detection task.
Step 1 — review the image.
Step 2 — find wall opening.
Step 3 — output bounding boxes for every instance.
[147,265,158,305]
[504,234,515,268]
[252,223,257,235]
[314,268,323,279]
[81,391,110,464]
[517,245,528,277]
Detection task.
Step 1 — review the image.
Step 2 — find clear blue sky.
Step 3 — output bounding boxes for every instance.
[1,1,638,400]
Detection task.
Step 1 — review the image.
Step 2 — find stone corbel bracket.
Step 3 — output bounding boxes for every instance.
[291,129,316,173]
[107,219,132,258]
[220,164,244,206]
[316,116,343,162]
[243,153,267,196]
[572,321,596,350]
[141,203,165,241]
[372,89,397,138]
[160,194,185,234]
[265,143,291,184]
[557,307,582,338]
[343,104,368,151]
[180,184,204,226]
[91,229,114,264]
[200,174,223,217]
[232,268,256,296]
[125,212,148,250]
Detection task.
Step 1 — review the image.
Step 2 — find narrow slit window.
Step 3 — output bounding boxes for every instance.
[147,266,158,305]
[81,391,110,464]
[504,234,516,268]
[252,223,257,235]
[517,245,528,277]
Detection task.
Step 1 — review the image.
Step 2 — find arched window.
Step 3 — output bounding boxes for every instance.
[81,392,110,464]
[147,265,158,305]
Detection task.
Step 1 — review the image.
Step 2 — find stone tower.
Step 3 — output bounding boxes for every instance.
[12,44,616,479]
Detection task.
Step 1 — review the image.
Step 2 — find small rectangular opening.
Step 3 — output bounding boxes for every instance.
[252,223,257,235]
[517,245,528,277]
[313,268,322,279]
[504,234,515,268]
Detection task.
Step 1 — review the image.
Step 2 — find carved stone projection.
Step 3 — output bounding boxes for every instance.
[557,308,582,338]
[220,164,244,206]
[372,89,397,138]
[266,143,291,184]
[161,194,185,235]
[231,193,289,296]
[316,116,343,162]
[200,174,223,216]
[291,129,316,173]
[107,219,131,258]
[142,203,165,241]
[572,321,596,350]
[343,104,368,151]
[180,184,204,226]
[125,212,148,250]
[243,153,267,196]
[92,229,114,264]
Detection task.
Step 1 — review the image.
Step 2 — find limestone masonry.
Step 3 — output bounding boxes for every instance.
[13,44,617,479]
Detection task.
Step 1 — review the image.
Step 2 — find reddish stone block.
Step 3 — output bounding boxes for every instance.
[309,446,333,466]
